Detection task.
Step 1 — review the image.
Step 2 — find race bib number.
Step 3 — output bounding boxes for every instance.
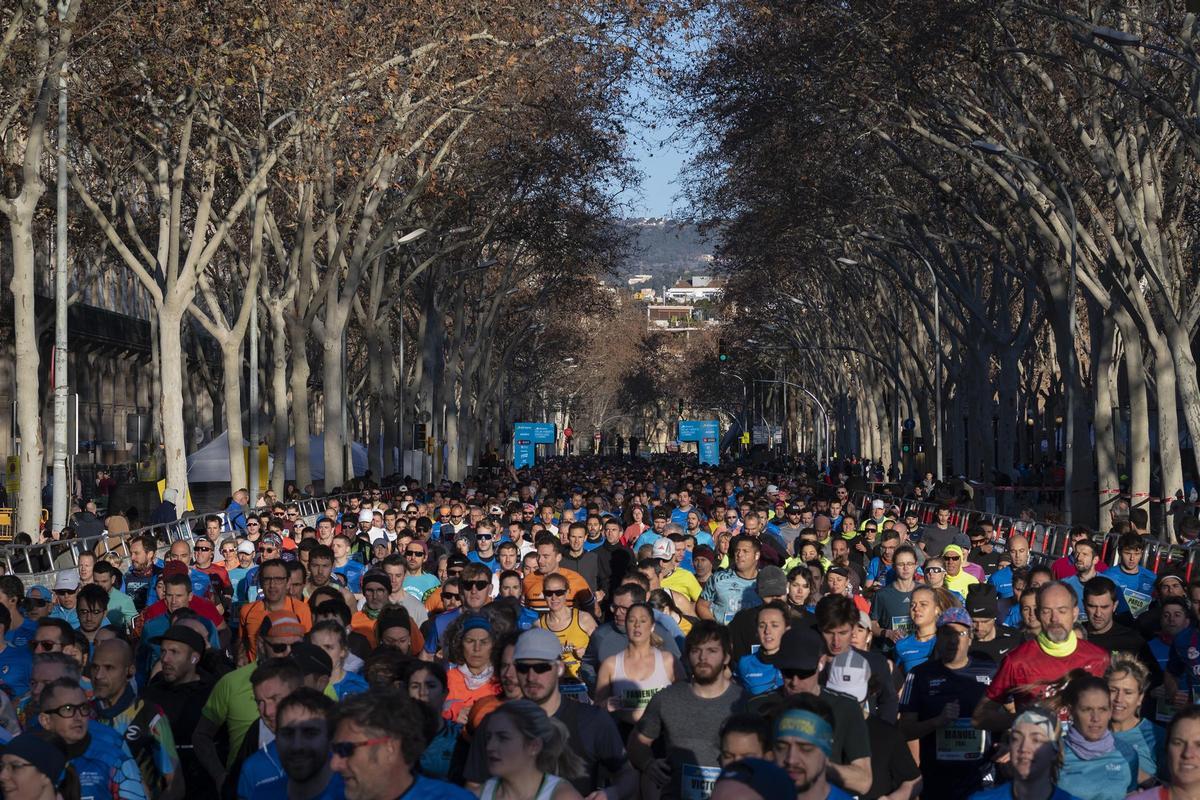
[1124,588,1152,619]
[558,682,592,704]
[681,764,722,800]
[891,615,913,635]
[936,718,986,761]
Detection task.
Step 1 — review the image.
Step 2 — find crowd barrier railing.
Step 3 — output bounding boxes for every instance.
[0,489,396,588]
[852,489,1200,583]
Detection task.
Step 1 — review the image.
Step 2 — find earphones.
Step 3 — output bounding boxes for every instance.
[191,656,198,664]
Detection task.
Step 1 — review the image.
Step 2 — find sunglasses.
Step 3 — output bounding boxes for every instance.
[463,580,490,592]
[53,589,75,596]
[405,550,425,558]
[944,555,961,561]
[258,547,278,554]
[442,592,461,601]
[247,521,260,527]
[925,567,946,574]
[780,667,816,680]
[543,589,568,598]
[194,546,213,552]
[514,662,555,675]
[27,600,47,609]
[221,548,236,554]
[330,737,390,758]
[266,641,293,654]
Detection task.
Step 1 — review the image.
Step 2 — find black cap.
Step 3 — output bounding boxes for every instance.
[826,565,851,579]
[290,641,333,677]
[774,627,823,672]
[966,583,998,618]
[651,507,671,520]
[786,503,803,514]
[151,624,207,655]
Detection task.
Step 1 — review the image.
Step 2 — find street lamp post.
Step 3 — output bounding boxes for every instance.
[972,139,1078,523]
[756,378,829,471]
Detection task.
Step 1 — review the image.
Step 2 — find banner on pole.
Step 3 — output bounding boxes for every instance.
[678,420,720,466]
[513,422,556,469]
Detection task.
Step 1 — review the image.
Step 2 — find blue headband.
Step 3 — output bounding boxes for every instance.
[775,710,834,756]
[462,615,492,634]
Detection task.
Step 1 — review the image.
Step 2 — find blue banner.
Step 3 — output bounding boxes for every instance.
[678,420,720,466]
[513,422,556,468]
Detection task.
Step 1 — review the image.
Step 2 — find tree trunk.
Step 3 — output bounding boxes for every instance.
[158,303,190,503]
[1149,328,1183,541]
[287,320,312,492]
[380,331,398,475]
[221,341,248,495]
[1093,309,1118,529]
[1166,322,1200,494]
[9,214,44,536]
[1113,307,1150,520]
[268,311,289,497]
[321,334,345,490]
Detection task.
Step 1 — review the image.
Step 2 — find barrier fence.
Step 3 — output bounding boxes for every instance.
[0,489,394,588]
[852,490,1200,584]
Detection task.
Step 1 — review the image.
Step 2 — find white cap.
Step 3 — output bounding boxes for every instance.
[652,538,676,561]
[358,509,374,523]
[54,571,80,592]
[237,540,255,555]
[766,484,779,494]
[871,499,885,510]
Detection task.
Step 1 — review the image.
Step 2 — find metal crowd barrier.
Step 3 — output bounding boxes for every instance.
[0,489,396,588]
[852,490,1200,583]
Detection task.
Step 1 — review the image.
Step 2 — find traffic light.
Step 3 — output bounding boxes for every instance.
[901,429,914,453]
[678,398,685,416]
[718,339,729,362]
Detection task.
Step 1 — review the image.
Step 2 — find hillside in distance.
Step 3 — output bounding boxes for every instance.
[617,218,714,291]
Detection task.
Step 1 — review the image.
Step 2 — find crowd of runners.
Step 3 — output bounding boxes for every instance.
[0,456,1196,800]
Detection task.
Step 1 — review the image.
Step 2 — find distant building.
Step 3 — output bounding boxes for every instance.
[664,276,723,304]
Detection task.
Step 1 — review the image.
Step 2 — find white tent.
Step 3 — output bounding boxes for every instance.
[284,435,368,481]
[186,431,274,483]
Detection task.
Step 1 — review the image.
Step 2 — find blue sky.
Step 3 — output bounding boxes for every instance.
[621,89,694,219]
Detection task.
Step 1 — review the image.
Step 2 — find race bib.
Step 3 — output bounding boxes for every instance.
[891,615,913,635]
[681,764,722,800]
[1123,588,1152,619]
[935,718,986,761]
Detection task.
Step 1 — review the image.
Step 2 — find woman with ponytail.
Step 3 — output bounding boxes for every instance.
[480,699,584,800]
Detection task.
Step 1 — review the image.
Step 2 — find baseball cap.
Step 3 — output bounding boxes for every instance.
[937,607,973,629]
[152,623,207,655]
[237,540,255,555]
[786,503,803,514]
[856,610,872,631]
[826,649,870,703]
[826,565,851,579]
[692,545,716,564]
[53,571,80,592]
[513,628,562,662]
[263,611,305,640]
[25,585,51,603]
[871,499,885,510]
[489,505,503,516]
[651,507,671,520]
[766,484,779,495]
[774,627,823,673]
[715,759,795,800]
[290,641,333,677]
[966,583,999,618]
[651,538,676,561]
[756,565,787,597]
[358,509,374,523]
[942,544,966,558]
